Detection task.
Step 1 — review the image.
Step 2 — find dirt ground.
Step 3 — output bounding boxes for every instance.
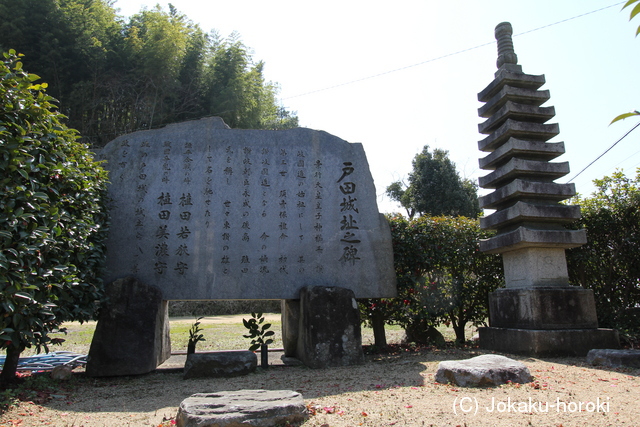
[1,345,638,427]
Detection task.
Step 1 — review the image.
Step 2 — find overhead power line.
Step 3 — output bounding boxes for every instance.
[283,1,625,101]
[568,121,640,183]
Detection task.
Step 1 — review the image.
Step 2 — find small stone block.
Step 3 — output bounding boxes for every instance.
[280,355,304,366]
[587,349,640,369]
[176,389,308,427]
[183,351,257,379]
[435,355,532,387]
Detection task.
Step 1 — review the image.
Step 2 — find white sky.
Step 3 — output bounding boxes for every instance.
[114,0,640,214]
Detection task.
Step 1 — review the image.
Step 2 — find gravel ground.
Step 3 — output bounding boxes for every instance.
[1,347,638,427]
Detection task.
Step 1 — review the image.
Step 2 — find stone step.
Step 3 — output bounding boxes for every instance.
[480,201,581,230]
[478,101,555,134]
[478,70,546,102]
[479,119,559,152]
[479,138,565,170]
[479,179,575,210]
[479,227,587,253]
[176,390,308,427]
[479,86,550,118]
[478,158,569,189]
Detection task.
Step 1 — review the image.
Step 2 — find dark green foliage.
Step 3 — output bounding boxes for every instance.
[242,312,274,352]
[386,146,481,219]
[187,317,205,354]
[0,50,109,381]
[566,169,640,344]
[0,0,298,147]
[361,215,503,344]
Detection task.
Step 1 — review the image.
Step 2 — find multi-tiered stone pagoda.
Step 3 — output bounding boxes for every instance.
[476,22,619,356]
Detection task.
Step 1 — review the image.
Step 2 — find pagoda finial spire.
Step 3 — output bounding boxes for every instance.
[495,22,518,69]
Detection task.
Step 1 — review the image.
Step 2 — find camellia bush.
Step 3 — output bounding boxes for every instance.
[0,50,109,382]
[566,169,640,345]
[361,215,503,345]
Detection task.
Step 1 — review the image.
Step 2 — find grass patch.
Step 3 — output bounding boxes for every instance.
[170,317,283,352]
[19,315,480,356]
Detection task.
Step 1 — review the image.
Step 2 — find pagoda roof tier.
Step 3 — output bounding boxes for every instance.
[478,101,555,134]
[478,86,550,118]
[479,179,576,210]
[478,120,559,152]
[478,70,546,102]
[479,139,565,170]
[479,158,569,189]
[479,227,587,254]
[480,201,581,230]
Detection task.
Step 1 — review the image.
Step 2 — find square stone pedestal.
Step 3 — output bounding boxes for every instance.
[488,286,598,329]
[479,327,620,357]
[480,285,620,357]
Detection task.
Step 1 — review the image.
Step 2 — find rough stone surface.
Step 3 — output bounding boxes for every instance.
[479,327,620,357]
[97,117,396,300]
[86,277,170,377]
[295,286,364,368]
[489,286,598,329]
[435,355,532,387]
[50,365,73,380]
[176,389,307,427]
[587,349,640,369]
[183,351,257,379]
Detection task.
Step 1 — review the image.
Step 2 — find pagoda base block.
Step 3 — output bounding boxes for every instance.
[478,327,619,357]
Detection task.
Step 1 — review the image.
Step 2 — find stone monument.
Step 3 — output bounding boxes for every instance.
[87,117,396,375]
[476,22,619,356]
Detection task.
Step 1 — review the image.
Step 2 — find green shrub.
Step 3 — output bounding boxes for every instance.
[0,50,109,381]
[567,169,640,344]
[361,215,503,344]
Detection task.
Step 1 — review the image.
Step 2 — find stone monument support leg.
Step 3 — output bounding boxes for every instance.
[281,299,300,357]
[294,286,364,369]
[86,277,171,377]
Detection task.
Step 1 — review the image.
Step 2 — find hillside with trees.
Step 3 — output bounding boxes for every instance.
[0,0,298,147]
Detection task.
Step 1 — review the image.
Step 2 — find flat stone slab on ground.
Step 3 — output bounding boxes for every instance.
[435,354,532,387]
[587,349,640,369]
[176,389,307,427]
[183,351,257,379]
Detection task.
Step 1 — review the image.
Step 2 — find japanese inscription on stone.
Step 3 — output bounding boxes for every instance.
[98,117,396,300]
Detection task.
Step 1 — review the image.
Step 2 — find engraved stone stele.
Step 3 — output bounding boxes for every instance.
[97,116,396,300]
[476,22,619,356]
[94,117,397,372]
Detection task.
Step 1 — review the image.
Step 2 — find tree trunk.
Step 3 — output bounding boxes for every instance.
[0,347,22,384]
[453,321,466,344]
[260,343,269,369]
[371,310,387,348]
